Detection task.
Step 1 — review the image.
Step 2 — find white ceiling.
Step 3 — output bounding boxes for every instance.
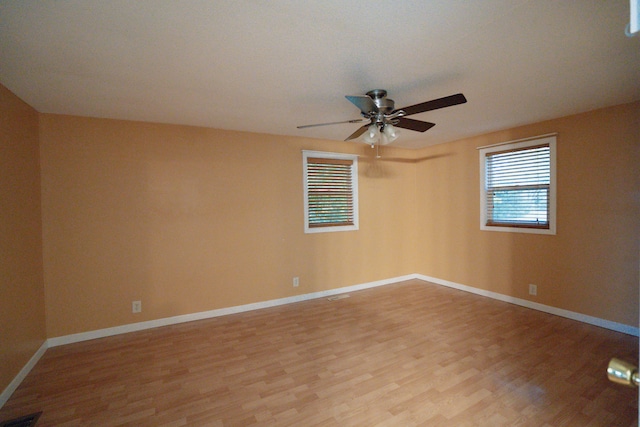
[1,1,639,149]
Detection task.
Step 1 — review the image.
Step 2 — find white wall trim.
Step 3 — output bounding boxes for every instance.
[476,132,558,150]
[0,340,48,409]
[416,274,639,337]
[48,273,637,347]
[48,275,414,347]
[4,273,636,409]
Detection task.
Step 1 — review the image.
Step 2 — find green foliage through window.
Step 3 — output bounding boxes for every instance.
[303,151,359,233]
[479,135,556,234]
[485,144,550,228]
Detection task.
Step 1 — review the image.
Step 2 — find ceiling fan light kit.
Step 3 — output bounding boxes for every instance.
[363,124,379,144]
[382,124,399,143]
[362,123,399,147]
[297,89,467,147]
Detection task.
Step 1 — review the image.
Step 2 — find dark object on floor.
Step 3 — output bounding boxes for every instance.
[0,412,42,427]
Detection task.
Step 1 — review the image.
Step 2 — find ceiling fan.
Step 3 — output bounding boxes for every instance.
[297,90,467,145]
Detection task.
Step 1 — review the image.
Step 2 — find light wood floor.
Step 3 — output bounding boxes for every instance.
[1,280,637,426]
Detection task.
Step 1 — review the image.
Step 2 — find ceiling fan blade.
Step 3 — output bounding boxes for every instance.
[395,117,436,132]
[396,93,467,117]
[297,119,365,129]
[344,124,369,141]
[346,95,378,114]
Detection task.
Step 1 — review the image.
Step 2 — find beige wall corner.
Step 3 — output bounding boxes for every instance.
[0,84,47,394]
[415,102,640,326]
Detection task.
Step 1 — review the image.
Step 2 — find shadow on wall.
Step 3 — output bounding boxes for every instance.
[360,149,453,179]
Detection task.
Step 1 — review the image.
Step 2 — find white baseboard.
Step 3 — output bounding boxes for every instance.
[415,274,639,337]
[48,274,415,347]
[47,273,639,347]
[4,273,636,410]
[0,340,48,409]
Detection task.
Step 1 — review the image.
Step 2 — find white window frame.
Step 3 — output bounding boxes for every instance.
[479,134,557,235]
[303,150,359,234]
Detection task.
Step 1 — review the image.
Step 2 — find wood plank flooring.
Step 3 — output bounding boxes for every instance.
[1,279,637,426]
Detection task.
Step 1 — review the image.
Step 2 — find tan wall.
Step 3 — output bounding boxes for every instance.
[415,102,640,326]
[0,85,46,392]
[39,115,419,337]
[3,83,637,391]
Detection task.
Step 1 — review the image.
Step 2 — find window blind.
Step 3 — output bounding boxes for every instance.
[485,144,550,228]
[306,157,355,228]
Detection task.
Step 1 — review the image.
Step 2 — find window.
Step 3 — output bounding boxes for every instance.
[479,134,556,235]
[303,150,359,233]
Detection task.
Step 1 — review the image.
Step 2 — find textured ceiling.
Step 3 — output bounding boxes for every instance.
[1,1,639,148]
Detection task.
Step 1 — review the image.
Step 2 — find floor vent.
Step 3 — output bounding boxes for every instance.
[327,294,350,301]
[0,412,42,427]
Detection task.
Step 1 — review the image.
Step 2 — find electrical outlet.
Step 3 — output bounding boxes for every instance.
[132,300,142,313]
[293,277,299,287]
[528,284,537,296]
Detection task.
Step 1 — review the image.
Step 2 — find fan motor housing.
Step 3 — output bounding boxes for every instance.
[366,89,395,113]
